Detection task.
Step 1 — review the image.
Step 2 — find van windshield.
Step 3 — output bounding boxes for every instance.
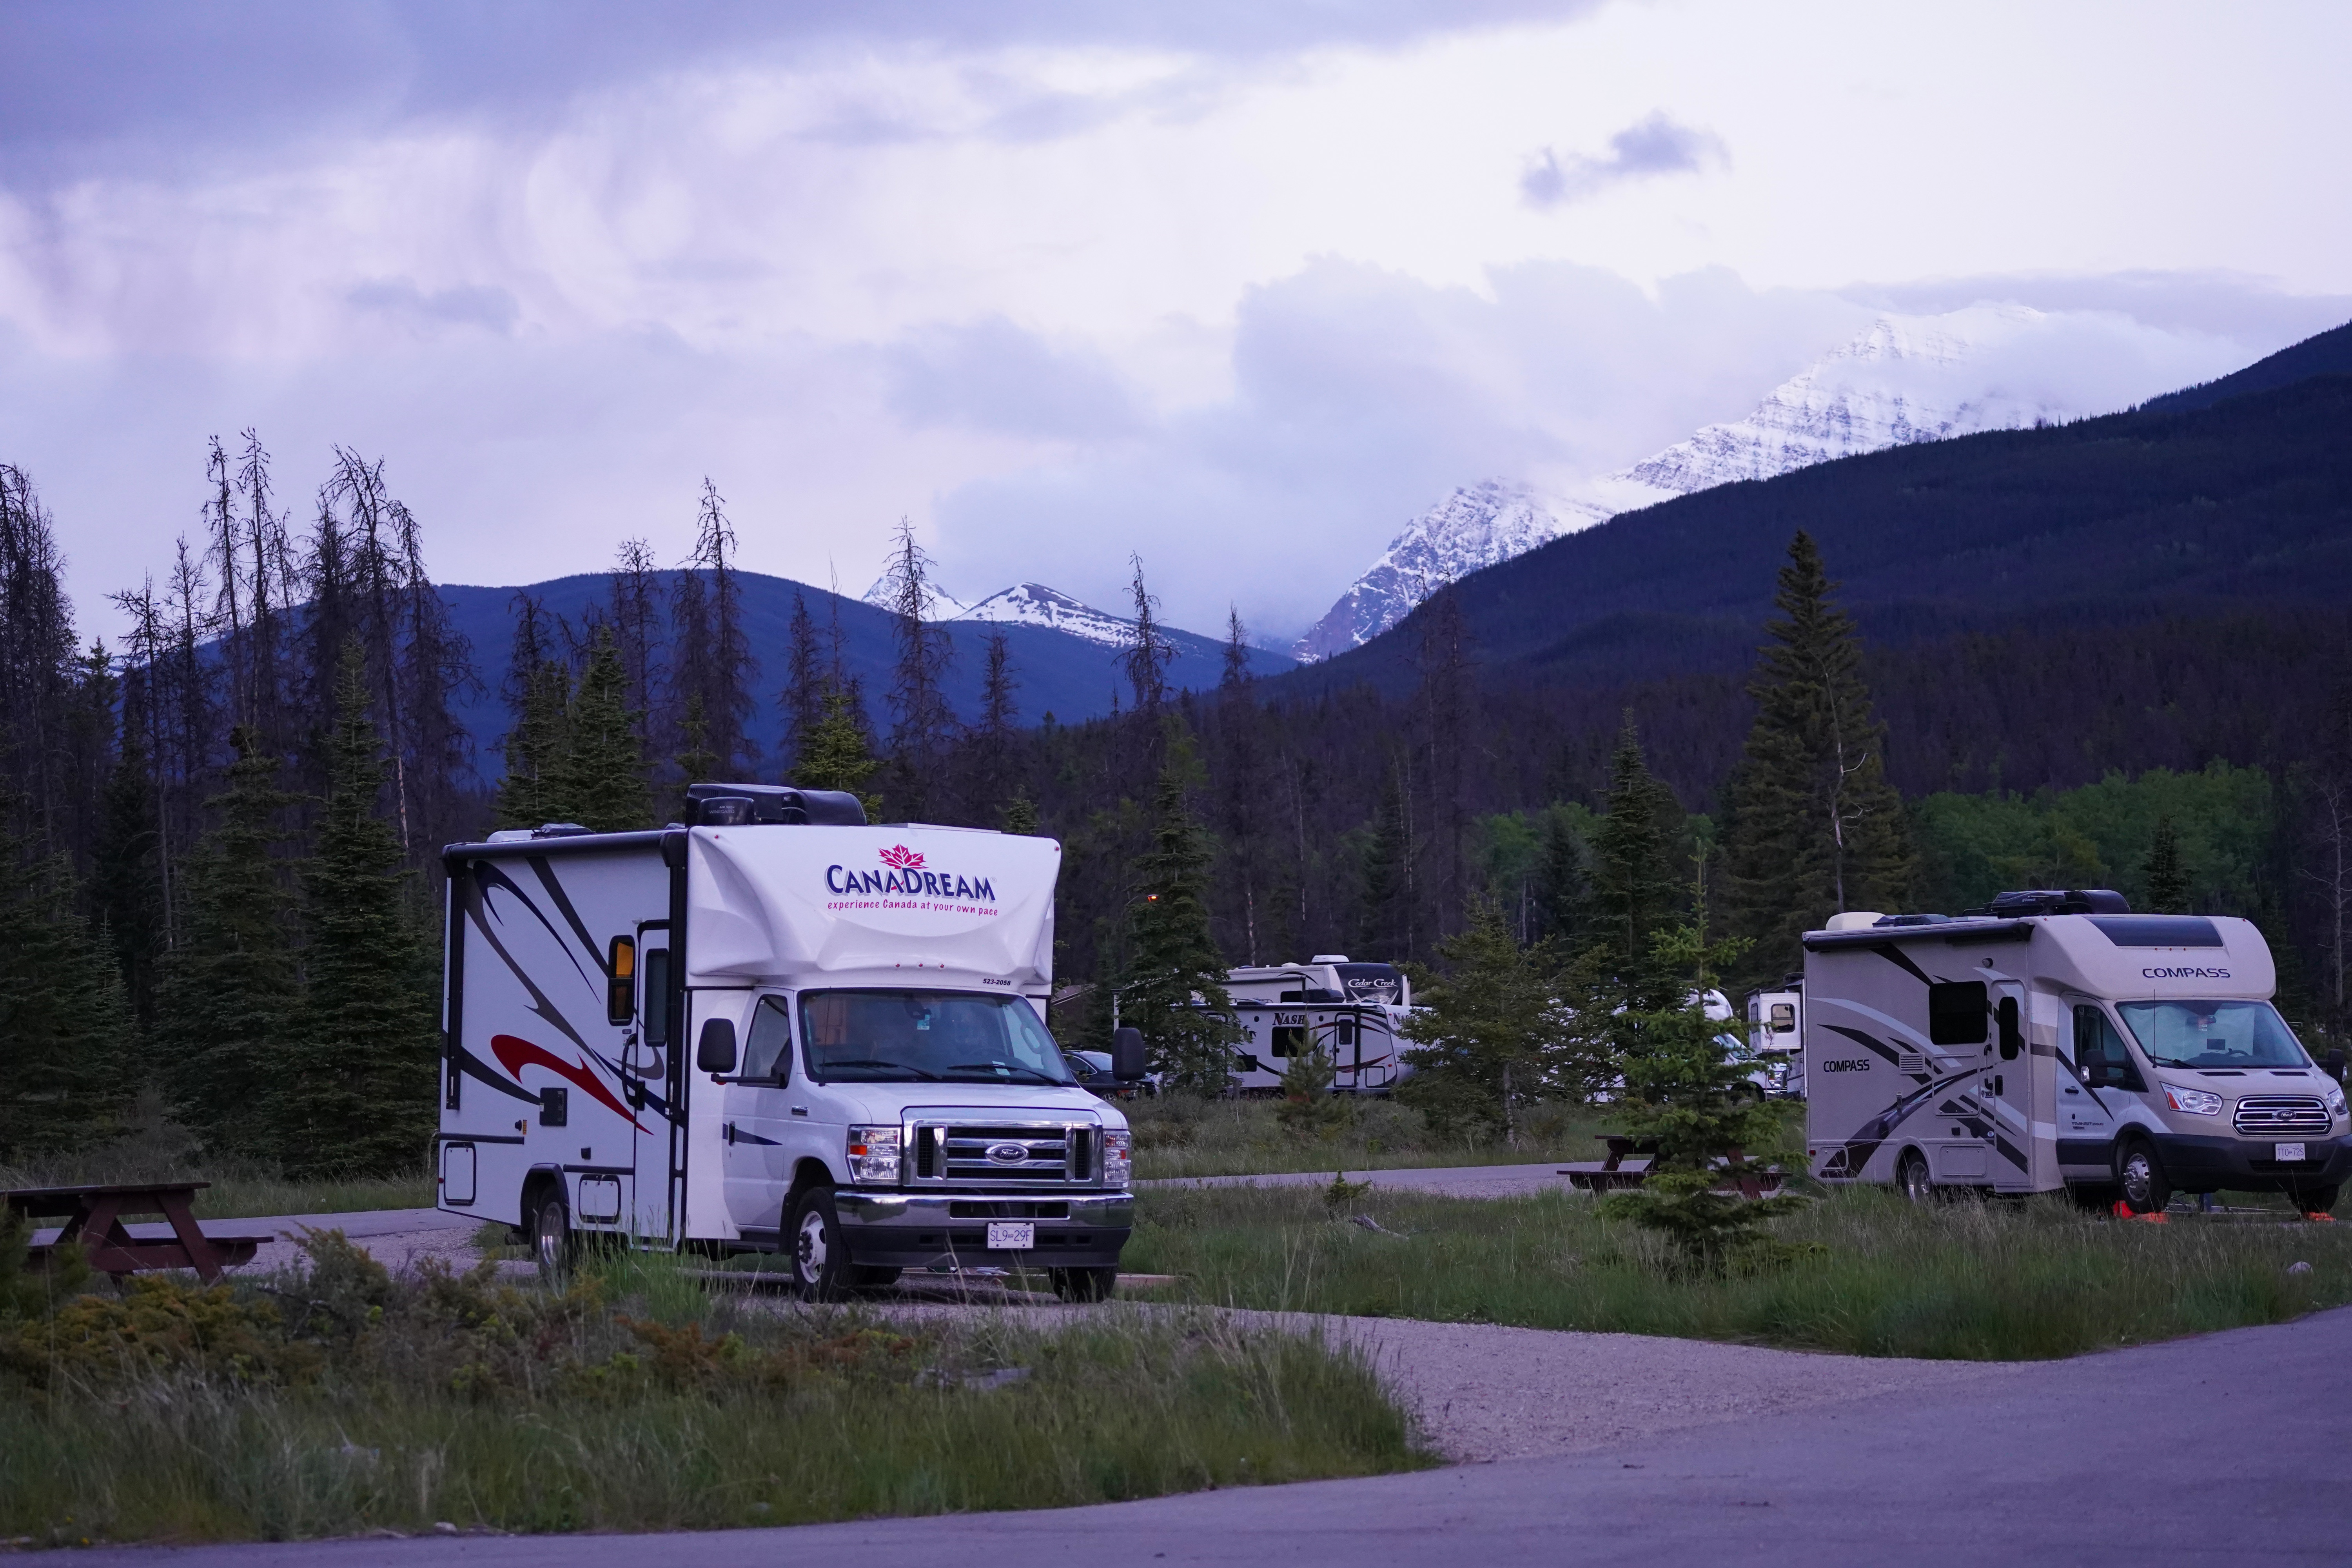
[799,990,1076,1085]
[2116,1000,2310,1070]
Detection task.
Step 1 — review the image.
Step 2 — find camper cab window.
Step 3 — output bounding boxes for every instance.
[739,995,794,1084]
[2072,1004,2146,1092]
[1768,1004,1796,1034]
[2117,1000,2311,1071]
[799,989,1076,1087]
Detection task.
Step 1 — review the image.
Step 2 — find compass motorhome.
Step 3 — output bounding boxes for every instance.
[1219,958,1416,1093]
[1802,890,2351,1213]
[436,784,1141,1301]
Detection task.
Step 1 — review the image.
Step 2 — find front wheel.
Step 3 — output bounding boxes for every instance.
[789,1187,855,1301]
[2117,1137,2172,1215]
[1897,1148,1933,1205]
[2290,1182,2341,1217]
[1050,1267,1118,1303]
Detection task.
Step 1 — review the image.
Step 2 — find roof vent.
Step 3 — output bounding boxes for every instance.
[1309,954,1351,964]
[532,822,593,838]
[1824,911,1884,932]
[683,782,867,827]
[1873,913,1954,927]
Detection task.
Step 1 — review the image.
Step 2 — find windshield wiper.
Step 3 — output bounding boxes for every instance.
[819,1058,941,1080]
[947,1062,1071,1086]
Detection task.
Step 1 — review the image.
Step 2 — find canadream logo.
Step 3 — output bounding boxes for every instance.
[826,845,998,903]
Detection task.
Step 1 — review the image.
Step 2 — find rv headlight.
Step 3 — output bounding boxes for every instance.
[1101,1129,1133,1189]
[2162,1084,2223,1117]
[2327,1085,2348,1119]
[846,1125,902,1185]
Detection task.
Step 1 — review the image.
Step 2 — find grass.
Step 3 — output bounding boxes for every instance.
[0,1100,434,1220]
[1120,1180,2352,1361]
[0,1229,1423,1547]
[1129,1094,1626,1180]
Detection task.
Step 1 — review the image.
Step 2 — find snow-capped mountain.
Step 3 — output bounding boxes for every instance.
[950,583,1136,648]
[1292,303,2106,661]
[859,573,969,619]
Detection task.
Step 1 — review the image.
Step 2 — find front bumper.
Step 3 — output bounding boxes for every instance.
[2151,1132,2352,1193]
[833,1189,1134,1270]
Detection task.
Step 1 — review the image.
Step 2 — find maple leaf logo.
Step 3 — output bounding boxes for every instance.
[878,844,925,871]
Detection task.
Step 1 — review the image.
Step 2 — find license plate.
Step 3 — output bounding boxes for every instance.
[2277,1143,2308,1163]
[986,1221,1035,1250]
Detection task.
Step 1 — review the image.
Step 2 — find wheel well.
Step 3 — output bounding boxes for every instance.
[521,1167,565,1221]
[786,1158,836,1203]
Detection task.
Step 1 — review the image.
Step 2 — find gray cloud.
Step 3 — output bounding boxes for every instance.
[1520,112,1728,208]
[347,279,521,336]
[883,317,1143,442]
[0,1,1606,183]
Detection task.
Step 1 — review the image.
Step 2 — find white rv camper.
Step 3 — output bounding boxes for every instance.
[1219,958,1415,1093]
[1803,889,2350,1212]
[1744,980,1804,1099]
[436,783,1136,1299]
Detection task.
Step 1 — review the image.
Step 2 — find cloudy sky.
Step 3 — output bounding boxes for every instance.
[4,0,2348,643]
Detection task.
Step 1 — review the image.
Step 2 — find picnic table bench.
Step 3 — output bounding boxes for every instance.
[1560,1137,1786,1198]
[4,1181,274,1282]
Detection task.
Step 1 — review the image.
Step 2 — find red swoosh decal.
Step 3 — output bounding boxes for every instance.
[491,1034,647,1133]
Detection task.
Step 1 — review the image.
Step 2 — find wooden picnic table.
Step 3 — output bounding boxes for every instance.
[1559,1137,1785,1198]
[4,1181,272,1282]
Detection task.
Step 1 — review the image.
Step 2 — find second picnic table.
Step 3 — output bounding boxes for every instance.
[5,1181,274,1281]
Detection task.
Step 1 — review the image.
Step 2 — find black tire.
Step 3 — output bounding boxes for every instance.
[789,1186,855,1301]
[2291,1182,2341,1216]
[1050,1267,1118,1303]
[1896,1148,1933,1205]
[850,1265,903,1289]
[528,1183,572,1283]
[2117,1136,2172,1215]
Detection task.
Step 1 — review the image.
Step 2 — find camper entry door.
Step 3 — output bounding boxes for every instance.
[627,926,677,1243]
[1983,978,2035,1191]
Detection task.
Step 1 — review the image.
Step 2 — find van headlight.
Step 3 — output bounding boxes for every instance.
[2328,1086,2348,1119]
[1101,1129,1132,1189]
[847,1125,902,1185]
[2163,1084,2223,1117]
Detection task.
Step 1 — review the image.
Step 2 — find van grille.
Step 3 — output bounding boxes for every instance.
[2233,1096,2331,1135]
[904,1120,1100,1186]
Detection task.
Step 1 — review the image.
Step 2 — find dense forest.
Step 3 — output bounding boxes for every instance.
[5,363,2351,1170]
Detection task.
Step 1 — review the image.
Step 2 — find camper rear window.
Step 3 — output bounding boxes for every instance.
[1928,981,1988,1045]
[2087,916,2224,948]
[798,990,1075,1086]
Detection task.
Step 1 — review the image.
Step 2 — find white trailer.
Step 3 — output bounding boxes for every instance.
[436,784,1136,1299]
[1802,890,2350,1212]
[1744,980,1805,1099]
[1218,956,1416,1093]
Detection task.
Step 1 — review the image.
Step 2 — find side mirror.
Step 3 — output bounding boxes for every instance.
[2325,1048,2347,1087]
[1998,997,2023,1062]
[607,936,636,1025]
[1112,1025,1147,1082]
[697,1017,739,1076]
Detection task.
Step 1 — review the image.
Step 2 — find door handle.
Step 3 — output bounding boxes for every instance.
[791,1106,809,1118]
[724,1122,736,1146]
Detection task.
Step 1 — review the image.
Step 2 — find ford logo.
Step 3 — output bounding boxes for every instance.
[986,1142,1030,1166]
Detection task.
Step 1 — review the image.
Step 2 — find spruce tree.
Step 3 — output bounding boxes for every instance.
[92,695,167,1031]
[495,597,570,830]
[1120,728,1243,1093]
[1720,532,1912,979]
[792,689,882,817]
[1000,791,1041,835]
[280,643,439,1176]
[0,831,132,1160]
[1397,897,1567,1143]
[2145,815,2190,913]
[154,727,302,1158]
[1590,719,1686,1008]
[557,626,654,832]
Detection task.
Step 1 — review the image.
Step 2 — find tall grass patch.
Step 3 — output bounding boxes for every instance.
[1130,1093,1634,1180]
[1124,1182,2352,1359]
[0,1230,1420,1547]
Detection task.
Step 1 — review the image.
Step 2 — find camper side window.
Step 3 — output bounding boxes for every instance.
[2073,1005,2146,1093]
[642,949,672,1049]
[740,995,794,1084]
[1928,982,1989,1046]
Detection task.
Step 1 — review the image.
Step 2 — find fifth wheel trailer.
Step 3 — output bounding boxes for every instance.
[435,783,1136,1299]
[1802,890,2351,1212]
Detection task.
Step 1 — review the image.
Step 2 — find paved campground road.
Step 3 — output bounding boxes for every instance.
[82,1304,2352,1566]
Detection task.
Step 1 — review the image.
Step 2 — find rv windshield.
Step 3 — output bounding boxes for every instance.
[2116,1000,2311,1070]
[799,989,1076,1086]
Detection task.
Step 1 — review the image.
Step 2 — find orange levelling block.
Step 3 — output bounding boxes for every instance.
[2306,1212,2337,1223]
